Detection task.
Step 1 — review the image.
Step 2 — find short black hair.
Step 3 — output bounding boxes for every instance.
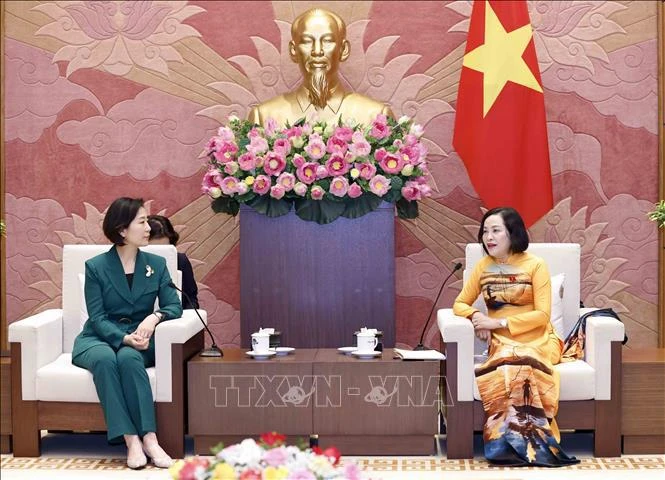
[102,197,144,245]
[477,207,529,255]
[147,215,179,246]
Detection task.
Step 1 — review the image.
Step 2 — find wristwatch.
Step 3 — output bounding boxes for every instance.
[499,318,508,328]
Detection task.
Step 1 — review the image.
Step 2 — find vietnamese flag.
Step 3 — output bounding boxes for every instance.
[452,0,552,227]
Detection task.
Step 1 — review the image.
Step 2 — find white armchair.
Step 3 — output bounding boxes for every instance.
[438,243,624,458]
[9,245,205,458]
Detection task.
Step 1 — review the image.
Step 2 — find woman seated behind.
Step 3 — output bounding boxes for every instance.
[453,207,579,467]
[147,215,199,309]
[72,197,183,469]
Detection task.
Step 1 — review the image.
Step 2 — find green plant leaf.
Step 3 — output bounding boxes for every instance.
[396,198,418,219]
[246,196,292,218]
[341,193,382,219]
[211,197,240,216]
[294,198,346,224]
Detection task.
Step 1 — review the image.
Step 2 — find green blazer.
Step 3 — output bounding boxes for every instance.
[72,246,183,359]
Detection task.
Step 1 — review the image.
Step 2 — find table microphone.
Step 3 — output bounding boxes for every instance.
[168,282,223,357]
[414,262,463,351]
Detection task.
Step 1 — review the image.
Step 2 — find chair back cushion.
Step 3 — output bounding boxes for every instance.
[62,245,179,352]
[464,243,580,338]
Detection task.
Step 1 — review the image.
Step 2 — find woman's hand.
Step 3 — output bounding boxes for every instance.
[471,312,503,331]
[123,333,149,351]
[134,314,160,340]
[475,328,491,341]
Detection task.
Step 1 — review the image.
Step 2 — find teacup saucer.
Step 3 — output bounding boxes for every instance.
[351,350,382,359]
[337,346,356,355]
[245,350,276,360]
[273,347,295,356]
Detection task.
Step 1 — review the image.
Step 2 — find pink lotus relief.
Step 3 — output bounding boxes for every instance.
[4,39,103,143]
[32,1,205,77]
[57,88,219,180]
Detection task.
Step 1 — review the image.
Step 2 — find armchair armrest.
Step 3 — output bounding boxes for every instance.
[437,309,475,402]
[582,308,624,400]
[154,309,206,402]
[8,309,64,401]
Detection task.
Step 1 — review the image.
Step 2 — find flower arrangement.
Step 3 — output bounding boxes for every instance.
[201,114,432,224]
[169,432,363,480]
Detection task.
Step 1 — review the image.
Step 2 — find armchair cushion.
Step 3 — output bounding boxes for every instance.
[550,273,565,338]
[35,353,156,402]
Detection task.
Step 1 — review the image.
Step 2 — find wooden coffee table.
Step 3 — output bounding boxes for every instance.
[188,348,441,455]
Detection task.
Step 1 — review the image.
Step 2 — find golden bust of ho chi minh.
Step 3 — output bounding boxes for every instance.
[248,8,393,127]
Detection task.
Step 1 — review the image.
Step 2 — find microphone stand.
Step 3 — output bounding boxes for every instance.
[168,282,223,357]
[414,262,463,351]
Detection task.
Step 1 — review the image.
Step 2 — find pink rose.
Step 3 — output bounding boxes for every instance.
[277,172,296,191]
[296,162,318,184]
[399,145,420,165]
[201,167,223,193]
[369,175,391,197]
[263,152,286,176]
[272,138,291,157]
[326,135,348,155]
[351,130,366,143]
[292,154,306,168]
[374,148,388,162]
[238,153,257,171]
[270,184,285,199]
[310,185,325,200]
[316,165,329,179]
[252,175,271,195]
[264,117,278,137]
[304,135,326,160]
[404,133,419,146]
[247,136,268,155]
[329,176,349,197]
[288,471,316,480]
[284,126,303,138]
[325,153,349,176]
[293,182,308,196]
[369,114,391,139]
[236,182,249,195]
[247,127,261,138]
[213,141,238,163]
[223,161,239,175]
[348,183,363,198]
[348,139,371,158]
[220,176,238,196]
[401,181,422,201]
[379,152,404,174]
[216,126,235,142]
[355,162,377,180]
[333,126,354,142]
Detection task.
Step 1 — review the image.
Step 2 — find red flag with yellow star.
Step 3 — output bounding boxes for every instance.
[453,0,552,227]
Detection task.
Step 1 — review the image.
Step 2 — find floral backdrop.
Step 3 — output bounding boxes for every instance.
[3,1,660,349]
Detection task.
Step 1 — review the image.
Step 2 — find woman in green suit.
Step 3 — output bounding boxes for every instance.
[72,197,183,469]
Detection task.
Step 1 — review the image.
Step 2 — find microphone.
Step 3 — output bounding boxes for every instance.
[168,282,223,357]
[414,262,463,351]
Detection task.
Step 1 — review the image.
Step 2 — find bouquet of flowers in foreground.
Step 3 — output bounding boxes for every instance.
[169,432,363,480]
[201,113,432,224]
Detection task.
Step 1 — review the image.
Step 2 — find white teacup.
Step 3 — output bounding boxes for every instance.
[251,331,270,352]
[356,332,378,352]
[360,327,378,334]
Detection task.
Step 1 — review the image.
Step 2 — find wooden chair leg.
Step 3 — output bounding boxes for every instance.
[594,342,622,457]
[444,342,474,459]
[11,343,41,457]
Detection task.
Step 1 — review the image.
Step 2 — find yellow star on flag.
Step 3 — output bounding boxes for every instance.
[462,0,543,117]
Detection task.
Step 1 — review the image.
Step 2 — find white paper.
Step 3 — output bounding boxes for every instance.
[394,348,445,360]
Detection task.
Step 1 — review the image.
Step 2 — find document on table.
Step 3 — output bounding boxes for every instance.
[394,348,445,360]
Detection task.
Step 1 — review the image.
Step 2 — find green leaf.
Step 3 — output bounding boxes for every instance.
[390,176,404,190]
[382,189,401,203]
[341,193,382,219]
[246,196,292,218]
[293,117,306,127]
[294,198,346,224]
[236,191,256,203]
[396,198,419,219]
[211,197,240,216]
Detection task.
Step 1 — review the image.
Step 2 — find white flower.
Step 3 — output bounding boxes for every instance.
[145,265,154,277]
[228,115,240,123]
[218,438,263,468]
[398,115,411,124]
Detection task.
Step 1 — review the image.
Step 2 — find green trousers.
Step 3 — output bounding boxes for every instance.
[73,343,156,443]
